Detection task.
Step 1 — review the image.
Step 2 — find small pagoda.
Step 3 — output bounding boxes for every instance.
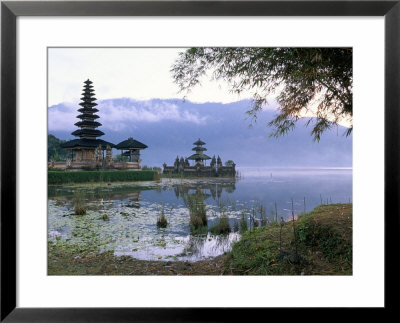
[187,138,212,166]
[115,137,148,168]
[61,80,115,168]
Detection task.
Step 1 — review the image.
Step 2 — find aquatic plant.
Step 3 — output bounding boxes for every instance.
[291,198,299,258]
[260,216,268,227]
[233,219,239,232]
[74,189,86,215]
[249,206,259,230]
[55,198,64,207]
[188,192,208,232]
[258,204,268,227]
[239,212,248,233]
[209,214,231,235]
[156,204,168,228]
[279,216,285,251]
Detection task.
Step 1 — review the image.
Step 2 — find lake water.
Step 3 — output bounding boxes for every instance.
[48,167,352,261]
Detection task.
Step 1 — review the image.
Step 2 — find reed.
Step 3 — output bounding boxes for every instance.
[209,214,231,235]
[239,211,248,233]
[188,192,208,232]
[73,189,86,215]
[156,204,168,228]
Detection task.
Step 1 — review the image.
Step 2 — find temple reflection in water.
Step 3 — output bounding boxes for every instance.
[172,179,236,202]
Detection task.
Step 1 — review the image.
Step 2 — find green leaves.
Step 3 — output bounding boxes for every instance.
[48,134,68,161]
[172,48,352,141]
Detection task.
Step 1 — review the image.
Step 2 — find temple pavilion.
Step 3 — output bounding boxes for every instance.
[115,137,148,163]
[163,138,236,177]
[56,79,147,170]
[187,138,212,166]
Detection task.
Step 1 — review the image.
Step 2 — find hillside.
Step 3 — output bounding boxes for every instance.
[48,134,68,161]
[48,98,352,167]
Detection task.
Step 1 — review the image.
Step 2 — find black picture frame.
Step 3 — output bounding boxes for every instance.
[1,1,398,321]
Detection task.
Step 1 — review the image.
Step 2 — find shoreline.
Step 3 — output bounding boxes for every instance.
[48,203,352,276]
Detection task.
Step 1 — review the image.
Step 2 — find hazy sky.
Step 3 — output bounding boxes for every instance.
[48,48,255,107]
[48,47,351,128]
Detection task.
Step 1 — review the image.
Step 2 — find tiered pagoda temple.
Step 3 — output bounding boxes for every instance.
[187,139,211,166]
[163,139,236,177]
[52,79,147,170]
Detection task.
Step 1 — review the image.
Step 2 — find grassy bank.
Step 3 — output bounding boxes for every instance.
[225,203,352,275]
[48,203,352,275]
[48,170,158,185]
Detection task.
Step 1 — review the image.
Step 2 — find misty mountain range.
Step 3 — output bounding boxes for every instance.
[48,98,352,167]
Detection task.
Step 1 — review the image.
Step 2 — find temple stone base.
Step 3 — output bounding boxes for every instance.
[163,165,235,177]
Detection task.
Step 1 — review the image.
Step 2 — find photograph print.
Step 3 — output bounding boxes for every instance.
[48,47,352,275]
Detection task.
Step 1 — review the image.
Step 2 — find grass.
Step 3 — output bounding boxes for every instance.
[73,189,86,215]
[187,193,208,234]
[48,170,157,185]
[233,219,239,232]
[156,205,168,228]
[239,212,248,233]
[48,203,352,276]
[209,214,231,235]
[225,203,352,275]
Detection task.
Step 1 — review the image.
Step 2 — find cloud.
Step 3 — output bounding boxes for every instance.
[48,48,254,106]
[48,99,208,132]
[48,102,77,131]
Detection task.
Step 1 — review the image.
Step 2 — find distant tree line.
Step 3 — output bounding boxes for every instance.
[48,134,68,161]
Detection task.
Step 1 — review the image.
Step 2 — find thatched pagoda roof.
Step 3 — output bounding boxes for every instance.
[71,129,104,137]
[79,102,97,107]
[115,137,148,150]
[192,146,207,151]
[81,89,94,94]
[77,113,100,120]
[187,153,211,160]
[193,138,206,146]
[78,107,99,113]
[74,120,102,128]
[80,96,97,102]
[61,138,115,149]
